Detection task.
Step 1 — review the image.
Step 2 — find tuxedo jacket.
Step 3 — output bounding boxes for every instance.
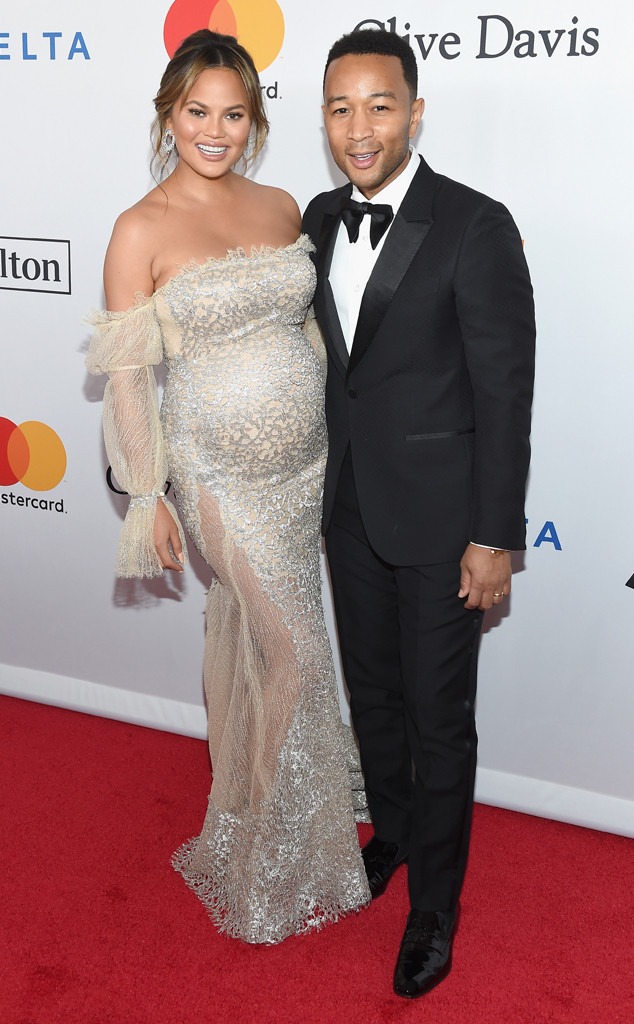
[302,156,536,566]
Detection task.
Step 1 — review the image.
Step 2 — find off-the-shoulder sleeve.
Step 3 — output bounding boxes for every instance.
[86,299,188,578]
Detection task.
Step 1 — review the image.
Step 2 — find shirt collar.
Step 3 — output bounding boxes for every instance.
[350,148,420,212]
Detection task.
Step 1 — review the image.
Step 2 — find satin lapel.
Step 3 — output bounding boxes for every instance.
[315,191,351,374]
[347,159,435,377]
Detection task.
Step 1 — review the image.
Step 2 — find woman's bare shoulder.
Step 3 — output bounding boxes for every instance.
[261,183,300,218]
[111,187,169,241]
[105,190,169,308]
[242,179,301,223]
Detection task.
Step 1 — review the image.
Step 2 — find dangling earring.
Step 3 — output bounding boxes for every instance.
[242,125,256,166]
[161,128,175,155]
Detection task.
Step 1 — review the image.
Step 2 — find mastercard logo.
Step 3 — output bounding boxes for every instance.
[164,0,285,73]
[0,418,67,491]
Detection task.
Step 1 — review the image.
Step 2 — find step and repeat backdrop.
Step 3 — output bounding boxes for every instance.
[1,1,633,835]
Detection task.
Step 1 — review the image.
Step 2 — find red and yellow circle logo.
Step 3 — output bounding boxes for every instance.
[0,418,67,491]
[164,0,285,72]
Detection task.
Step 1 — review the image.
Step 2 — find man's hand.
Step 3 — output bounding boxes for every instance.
[153,499,185,572]
[458,544,511,610]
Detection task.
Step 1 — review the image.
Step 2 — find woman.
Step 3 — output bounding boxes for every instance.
[86,30,369,943]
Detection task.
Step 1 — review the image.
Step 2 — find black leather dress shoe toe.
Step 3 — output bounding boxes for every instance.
[393,910,454,998]
[361,836,407,898]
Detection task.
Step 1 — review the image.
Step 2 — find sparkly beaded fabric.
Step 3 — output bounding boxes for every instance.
[87,235,370,943]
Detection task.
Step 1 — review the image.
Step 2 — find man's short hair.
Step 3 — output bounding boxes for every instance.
[323,29,418,99]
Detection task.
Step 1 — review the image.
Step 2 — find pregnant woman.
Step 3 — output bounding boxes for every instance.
[87,29,369,944]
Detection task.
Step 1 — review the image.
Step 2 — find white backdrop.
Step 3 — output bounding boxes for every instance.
[2,0,633,837]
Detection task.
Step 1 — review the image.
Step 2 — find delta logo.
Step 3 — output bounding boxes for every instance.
[164,0,285,72]
[0,418,67,513]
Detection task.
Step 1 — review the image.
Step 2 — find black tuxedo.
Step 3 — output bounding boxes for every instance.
[303,156,535,913]
[304,156,535,565]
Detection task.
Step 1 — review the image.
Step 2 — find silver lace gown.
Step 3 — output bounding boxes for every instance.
[86,235,370,943]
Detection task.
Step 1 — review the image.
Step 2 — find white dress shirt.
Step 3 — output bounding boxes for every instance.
[329,149,420,353]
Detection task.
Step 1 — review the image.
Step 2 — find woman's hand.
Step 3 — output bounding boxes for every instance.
[153,499,185,572]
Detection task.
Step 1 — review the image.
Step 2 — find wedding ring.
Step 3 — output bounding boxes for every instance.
[493,592,504,598]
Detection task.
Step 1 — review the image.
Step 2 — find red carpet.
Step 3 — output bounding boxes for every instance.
[1,694,632,1024]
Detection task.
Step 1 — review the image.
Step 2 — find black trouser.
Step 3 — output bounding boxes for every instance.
[325,449,483,911]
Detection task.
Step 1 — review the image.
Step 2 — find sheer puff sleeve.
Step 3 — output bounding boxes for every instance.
[86,297,188,578]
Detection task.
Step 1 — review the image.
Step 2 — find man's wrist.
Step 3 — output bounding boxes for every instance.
[469,542,509,554]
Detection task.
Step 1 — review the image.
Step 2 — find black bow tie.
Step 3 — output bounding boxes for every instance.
[341,198,394,250]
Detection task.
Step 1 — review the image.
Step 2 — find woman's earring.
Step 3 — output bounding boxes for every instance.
[243,125,256,164]
[161,128,175,155]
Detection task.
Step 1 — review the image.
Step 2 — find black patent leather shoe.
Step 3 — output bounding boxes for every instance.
[393,910,454,998]
[361,836,407,898]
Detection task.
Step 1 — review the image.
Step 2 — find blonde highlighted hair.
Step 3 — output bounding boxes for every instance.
[152,29,269,176]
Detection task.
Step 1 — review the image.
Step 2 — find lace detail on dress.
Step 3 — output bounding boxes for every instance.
[87,236,369,939]
[152,232,315,297]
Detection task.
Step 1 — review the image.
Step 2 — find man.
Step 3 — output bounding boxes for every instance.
[303,30,535,998]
